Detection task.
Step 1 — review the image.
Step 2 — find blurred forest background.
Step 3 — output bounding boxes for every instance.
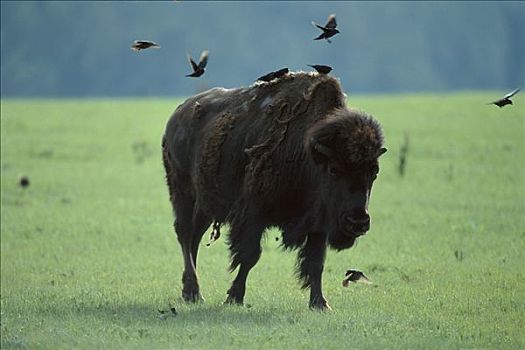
[1,1,524,97]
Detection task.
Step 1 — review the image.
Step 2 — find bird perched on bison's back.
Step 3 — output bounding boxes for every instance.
[488,88,520,108]
[131,40,160,51]
[308,64,333,75]
[256,68,289,82]
[312,14,339,43]
[186,50,209,78]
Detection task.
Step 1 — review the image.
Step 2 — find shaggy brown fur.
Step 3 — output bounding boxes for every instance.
[162,72,386,310]
[197,111,237,214]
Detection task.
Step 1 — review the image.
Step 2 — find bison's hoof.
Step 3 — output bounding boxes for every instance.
[309,297,332,311]
[224,296,243,306]
[224,292,244,306]
[182,291,205,303]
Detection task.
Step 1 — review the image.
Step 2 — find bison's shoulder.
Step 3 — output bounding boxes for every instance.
[251,72,346,110]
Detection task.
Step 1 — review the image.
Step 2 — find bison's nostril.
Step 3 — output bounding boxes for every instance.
[346,215,370,225]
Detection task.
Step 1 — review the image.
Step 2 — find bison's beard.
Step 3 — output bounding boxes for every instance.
[280,198,363,251]
[327,231,359,251]
[306,207,361,251]
[320,202,363,251]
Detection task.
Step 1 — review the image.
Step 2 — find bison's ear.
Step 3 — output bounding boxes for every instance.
[308,137,334,164]
[377,147,387,157]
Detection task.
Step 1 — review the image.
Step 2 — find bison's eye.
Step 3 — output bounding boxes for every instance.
[327,165,339,177]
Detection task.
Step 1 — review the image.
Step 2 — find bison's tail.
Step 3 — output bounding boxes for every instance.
[161,135,172,176]
[162,135,177,205]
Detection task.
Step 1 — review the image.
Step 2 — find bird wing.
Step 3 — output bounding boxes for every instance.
[311,21,325,30]
[309,64,332,73]
[130,40,142,49]
[198,50,209,69]
[256,72,274,82]
[504,88,520,99]
[187,53,199,71]
[355,272,371,284]
[344,269,371,283]
[325,14,337,29]
[134,40,159,47]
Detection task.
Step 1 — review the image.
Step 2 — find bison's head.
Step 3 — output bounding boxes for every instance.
[306,108,386,250]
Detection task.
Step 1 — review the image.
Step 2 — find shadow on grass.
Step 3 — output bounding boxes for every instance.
[36,300,286,327]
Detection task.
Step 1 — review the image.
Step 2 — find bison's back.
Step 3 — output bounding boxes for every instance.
[163,72,346,221]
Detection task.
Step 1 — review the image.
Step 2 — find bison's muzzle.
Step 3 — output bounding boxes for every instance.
[329,211,371,250]
[341,211,371,236]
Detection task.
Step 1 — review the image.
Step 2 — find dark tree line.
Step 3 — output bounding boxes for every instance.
[1,1,523,97]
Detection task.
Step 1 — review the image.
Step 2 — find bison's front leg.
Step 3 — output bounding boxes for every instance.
[225,211,266,305]
[297,232,331,311]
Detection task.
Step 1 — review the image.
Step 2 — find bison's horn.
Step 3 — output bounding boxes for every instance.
[377,147,388,157]
[310,137,333,158]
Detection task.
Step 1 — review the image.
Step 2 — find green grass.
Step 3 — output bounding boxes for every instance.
[1,93,524,349]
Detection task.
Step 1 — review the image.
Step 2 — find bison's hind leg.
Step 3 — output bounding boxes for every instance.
[175,202,211,303]
[162,138,211,302]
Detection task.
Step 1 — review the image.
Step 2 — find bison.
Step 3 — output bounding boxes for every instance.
[162,72,386,310]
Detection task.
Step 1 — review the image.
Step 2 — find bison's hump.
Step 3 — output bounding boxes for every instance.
[176,71,345,118]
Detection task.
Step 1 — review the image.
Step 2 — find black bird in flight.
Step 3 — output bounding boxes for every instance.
[342,269,371,287]
[256,68,289,82]
[308,64,333,74]
[186,50,209,78]
[130,40,160,51]
[488,88,520,108]
[312,14,339,43]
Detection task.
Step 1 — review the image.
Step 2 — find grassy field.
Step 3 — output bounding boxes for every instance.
[1,93,524,349]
